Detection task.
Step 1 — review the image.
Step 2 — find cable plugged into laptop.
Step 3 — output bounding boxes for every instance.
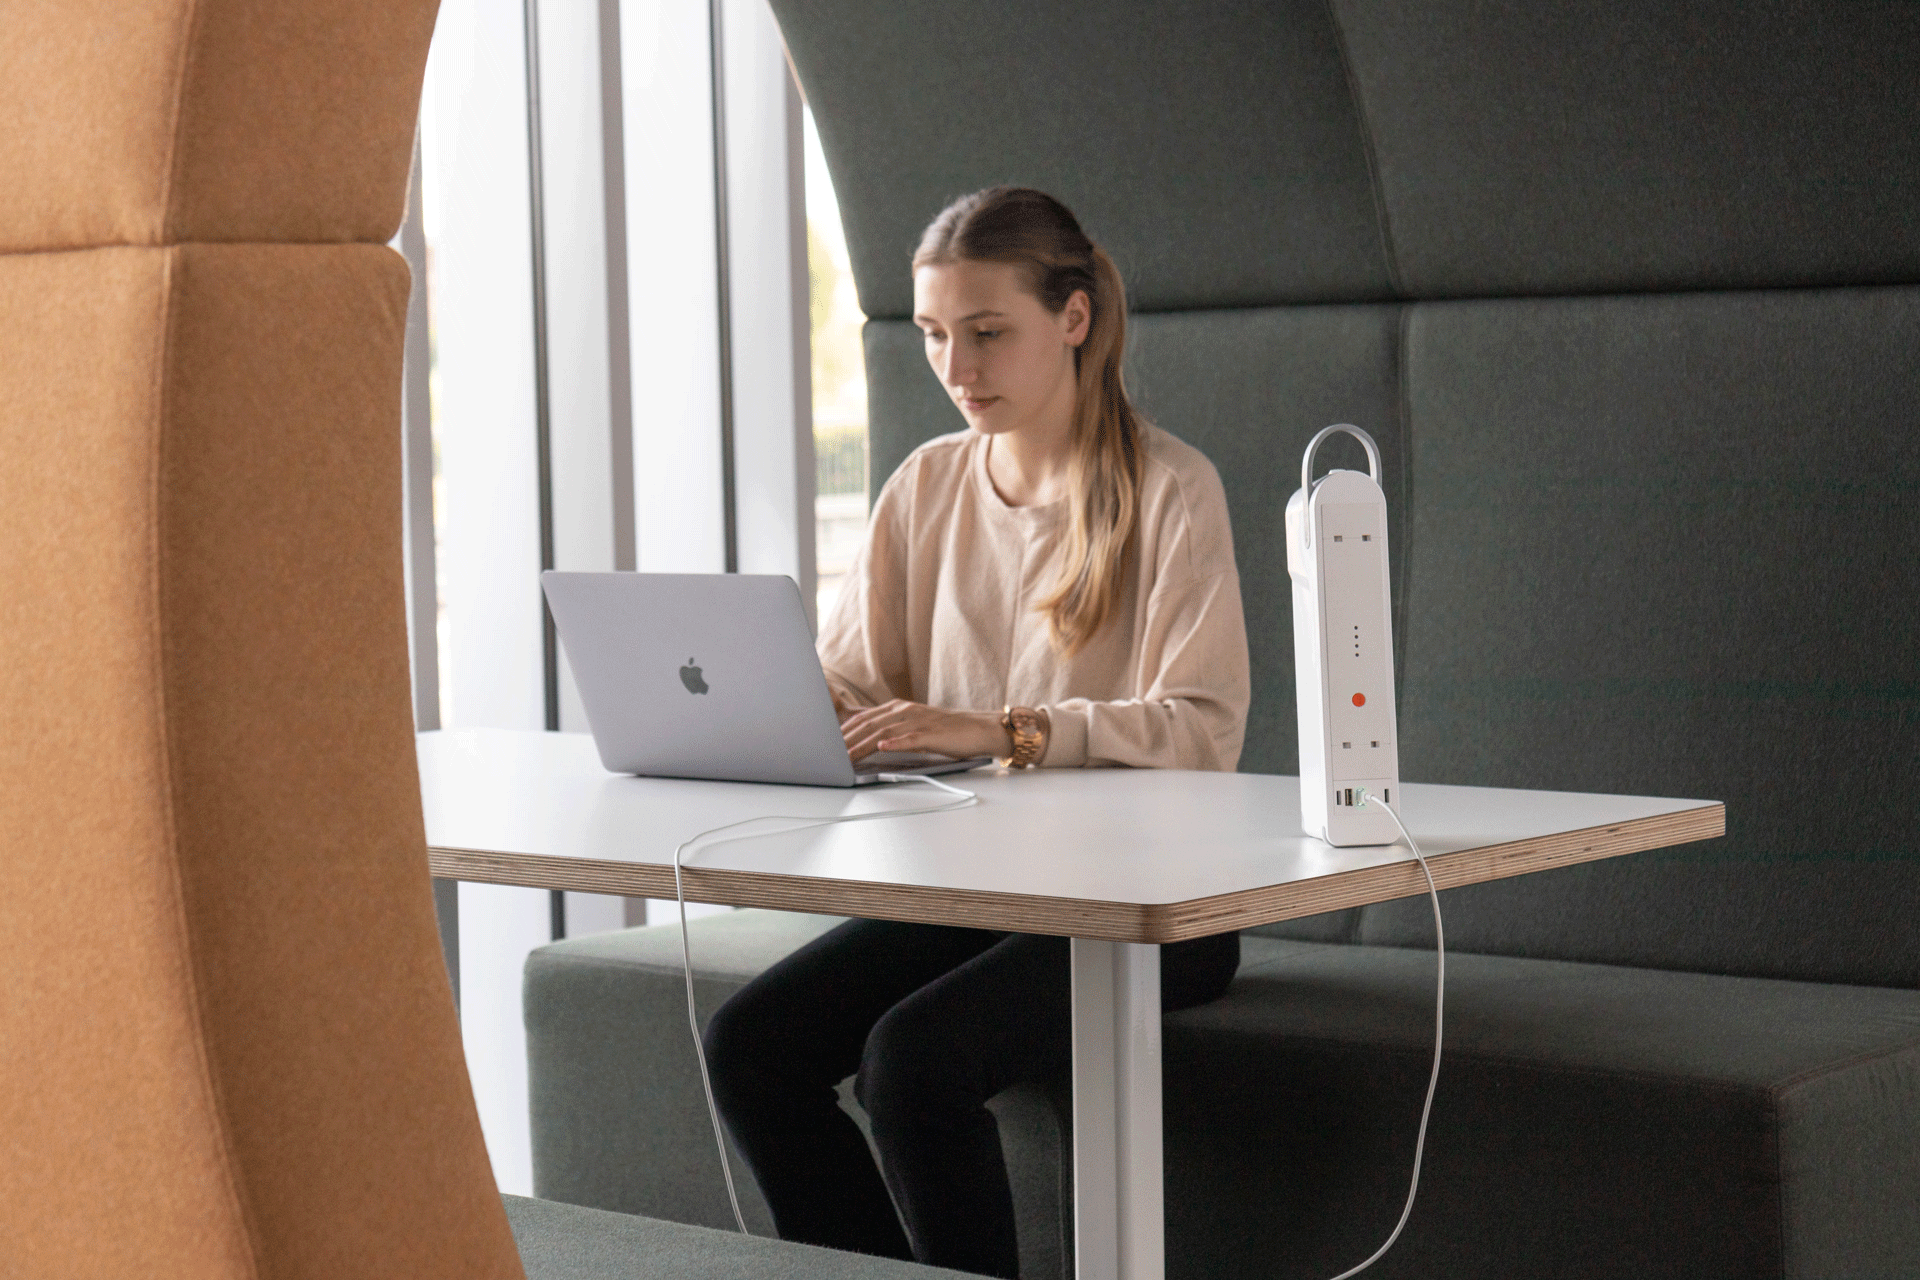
[671,774,979,1235]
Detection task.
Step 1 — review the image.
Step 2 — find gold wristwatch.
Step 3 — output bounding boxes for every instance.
[999,705,1048,769]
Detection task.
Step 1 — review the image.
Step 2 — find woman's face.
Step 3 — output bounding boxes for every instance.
[912,260,1090,441]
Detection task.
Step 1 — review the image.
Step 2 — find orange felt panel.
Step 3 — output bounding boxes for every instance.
[0,244,257,1280]
[0,0,439,251]
[0,244,521,1278]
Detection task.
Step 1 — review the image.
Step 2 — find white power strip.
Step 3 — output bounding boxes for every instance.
[1289,425,1444,1280]
[1287,424,1403,847]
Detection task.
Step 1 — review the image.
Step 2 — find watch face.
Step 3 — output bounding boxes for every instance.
[1004,706,1044,766]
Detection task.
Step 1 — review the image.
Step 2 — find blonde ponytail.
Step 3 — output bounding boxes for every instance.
[913,189,1145,656]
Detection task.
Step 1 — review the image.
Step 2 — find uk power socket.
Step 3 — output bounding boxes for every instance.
[1287,424,1402,846]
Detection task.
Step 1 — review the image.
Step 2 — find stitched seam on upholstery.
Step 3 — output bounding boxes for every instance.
[1197,1000,1920,1096]
[535,951,759,980]
[1135,275,1920,314]
[1230,944,1326,973]
[1771,1088,1792,1280]
[0,238,377,256]
[150,245,265,1280]
[158,0,203,245]
[1203,1027,1782,1098]
[1340,905,1365,945]
[880,279,1920,338]
[1771,1034,1920,1096]
[1322,0,1403,298]
[1391,304,1411,702]
[1354,306,1410,951]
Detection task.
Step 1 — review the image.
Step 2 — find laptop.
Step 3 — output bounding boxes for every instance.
[541,571,993,787]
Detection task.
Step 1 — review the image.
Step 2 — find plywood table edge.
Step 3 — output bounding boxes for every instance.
[1149,800,1727,942]
[427,800,1724,944]
[426,846,1158,941]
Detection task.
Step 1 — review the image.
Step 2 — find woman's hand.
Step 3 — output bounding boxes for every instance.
[839,699,1012,763]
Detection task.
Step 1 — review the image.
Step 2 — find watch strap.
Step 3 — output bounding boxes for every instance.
[999,705,1047,769]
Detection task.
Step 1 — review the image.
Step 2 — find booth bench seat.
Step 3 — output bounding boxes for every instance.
[525,912,1072,1278]
[526,911,1920,1280]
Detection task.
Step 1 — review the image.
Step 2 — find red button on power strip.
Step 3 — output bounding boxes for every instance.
[1352,693,1366,707]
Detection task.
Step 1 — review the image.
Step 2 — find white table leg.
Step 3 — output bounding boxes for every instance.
[1070,938,1163,1280]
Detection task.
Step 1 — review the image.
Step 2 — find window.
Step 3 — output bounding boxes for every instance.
[805,107,869,623]
[406,0,813,1196]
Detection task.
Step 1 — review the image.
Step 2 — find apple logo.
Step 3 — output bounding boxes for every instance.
[679,658,709,695]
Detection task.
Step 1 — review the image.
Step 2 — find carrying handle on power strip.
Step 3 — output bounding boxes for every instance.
[1300,423,1384,550]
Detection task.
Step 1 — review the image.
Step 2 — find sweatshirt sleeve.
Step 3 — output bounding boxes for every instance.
[815,465,915,710]
[1039,456,1251,772]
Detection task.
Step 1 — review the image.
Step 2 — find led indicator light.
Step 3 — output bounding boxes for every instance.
[1352,692,1366,707]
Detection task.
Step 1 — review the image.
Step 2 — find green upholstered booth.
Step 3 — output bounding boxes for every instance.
[525,2,1920,1277]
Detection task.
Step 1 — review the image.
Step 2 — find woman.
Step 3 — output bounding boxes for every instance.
[703,187,1249,1278]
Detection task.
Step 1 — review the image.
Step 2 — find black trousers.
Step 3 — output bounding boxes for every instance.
[701,919,1240,1278]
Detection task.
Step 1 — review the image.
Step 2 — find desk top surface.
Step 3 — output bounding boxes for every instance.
[420,729,1723,942]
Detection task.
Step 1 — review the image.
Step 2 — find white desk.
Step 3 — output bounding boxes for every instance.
[420,728,1723,1280]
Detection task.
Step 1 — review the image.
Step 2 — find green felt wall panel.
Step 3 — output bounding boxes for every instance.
[772,0,1391,319]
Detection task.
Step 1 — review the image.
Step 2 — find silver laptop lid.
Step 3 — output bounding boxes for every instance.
[542,571,858,786]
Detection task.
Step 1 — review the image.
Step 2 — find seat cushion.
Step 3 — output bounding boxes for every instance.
[524,911,848,1234]
[525,912,1072,1279]
[530,916,1920,1279]
[1162,937,1920,1279]
[504,1194,970,1279]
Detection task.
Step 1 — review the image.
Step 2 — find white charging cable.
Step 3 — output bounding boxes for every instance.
[1323,787,1445,1280]
[672,775,1439,1259]
[672,773,979,1234]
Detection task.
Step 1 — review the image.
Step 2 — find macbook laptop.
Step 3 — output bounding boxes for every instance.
[541,571,992,787]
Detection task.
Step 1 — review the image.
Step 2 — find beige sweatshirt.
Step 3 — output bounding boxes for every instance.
[817,425,1250,771]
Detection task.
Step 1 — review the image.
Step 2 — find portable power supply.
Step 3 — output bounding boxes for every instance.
[1286,424,1402,847]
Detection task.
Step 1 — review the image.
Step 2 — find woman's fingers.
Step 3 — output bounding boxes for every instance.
[839,701,1003,762]
[841,700,919,760]
[839,699,907,733]
[840,700,911,743]
[844,721,893,760]
[841,700,953,760]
